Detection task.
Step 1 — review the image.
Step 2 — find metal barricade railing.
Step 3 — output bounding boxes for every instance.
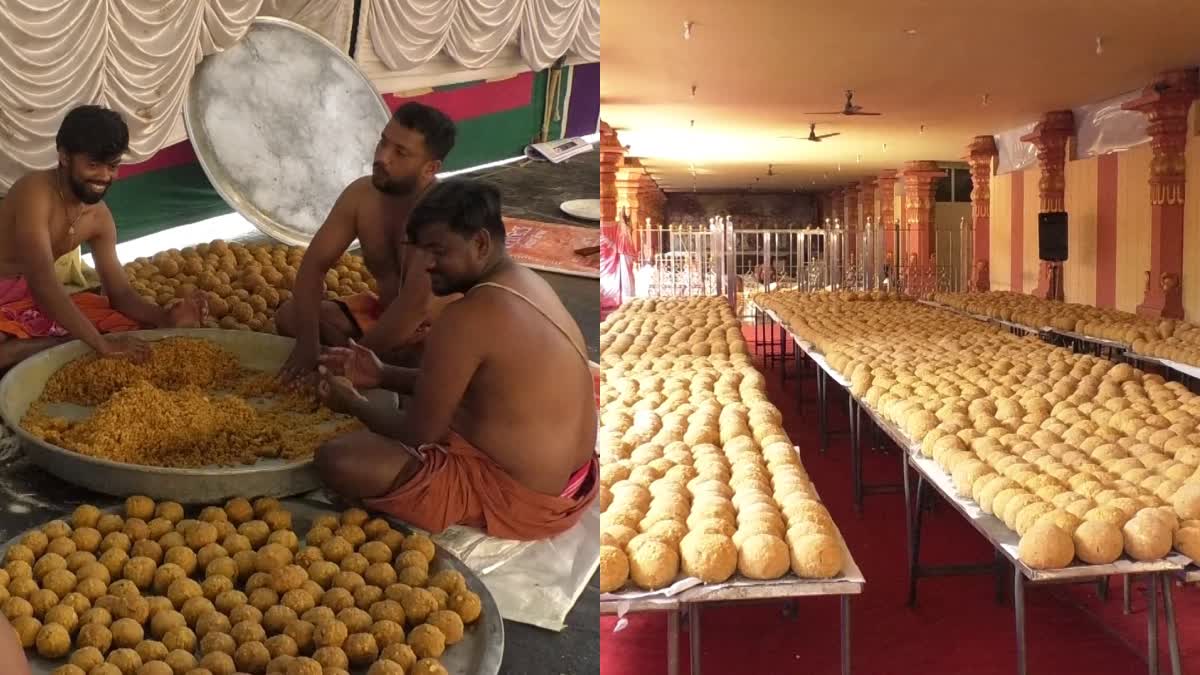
[631,216,974,308]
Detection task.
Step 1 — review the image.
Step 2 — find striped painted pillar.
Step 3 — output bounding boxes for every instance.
[1123,68,1198,319]
[1022,110,1074,300]
[967,136,997,291]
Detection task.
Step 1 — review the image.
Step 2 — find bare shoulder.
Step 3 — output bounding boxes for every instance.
[7,170,53,203]
[337,177,375,212]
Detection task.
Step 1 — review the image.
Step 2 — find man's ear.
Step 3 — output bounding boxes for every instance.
[424,159,443,179]
[473,228,492,256]
[56,150,69,170]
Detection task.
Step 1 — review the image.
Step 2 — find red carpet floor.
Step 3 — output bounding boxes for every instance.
[600,326,1200,674]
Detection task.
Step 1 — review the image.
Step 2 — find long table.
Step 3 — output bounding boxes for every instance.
[599,460,866,675]
[750,298,1192,675]
[603,304,866,675]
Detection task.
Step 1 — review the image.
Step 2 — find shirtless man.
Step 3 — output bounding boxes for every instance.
[0,105,205,369]
[314,179,598,540]
[276,102,458,380]
[0,615,31,675]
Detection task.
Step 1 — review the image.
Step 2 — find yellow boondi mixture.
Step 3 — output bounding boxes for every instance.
[22,337,362,468]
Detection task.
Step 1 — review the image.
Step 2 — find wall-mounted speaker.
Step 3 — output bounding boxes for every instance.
[1038,211,1068,262]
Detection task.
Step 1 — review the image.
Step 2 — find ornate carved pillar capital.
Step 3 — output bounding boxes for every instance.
[902,161,945,259]
[1020,111,1074,213]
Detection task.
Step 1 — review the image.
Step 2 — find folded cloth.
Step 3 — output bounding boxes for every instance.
[55,245,101,294]
[0,276,138,339]
[364,429,598,541]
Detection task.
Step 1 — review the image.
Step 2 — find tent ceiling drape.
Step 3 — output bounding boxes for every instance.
[0,0,597,193]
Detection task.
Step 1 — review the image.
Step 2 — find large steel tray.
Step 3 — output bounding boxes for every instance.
[184,17,391,247]
[0,497,504,674]
[0,329,323,503]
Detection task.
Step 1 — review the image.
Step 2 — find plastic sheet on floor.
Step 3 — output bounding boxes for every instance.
[432,503,600,632]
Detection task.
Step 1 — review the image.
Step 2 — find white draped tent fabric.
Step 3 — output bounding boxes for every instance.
[0,0,263,193]
[260,0,356,52]
[361,0,599,73]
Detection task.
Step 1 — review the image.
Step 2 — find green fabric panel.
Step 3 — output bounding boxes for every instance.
[442,100,545,170]
[104,163,231,245]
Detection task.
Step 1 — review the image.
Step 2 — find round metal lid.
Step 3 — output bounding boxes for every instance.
[184,17,391,246]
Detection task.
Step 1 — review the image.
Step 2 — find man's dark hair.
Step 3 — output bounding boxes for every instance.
[392,102,456,161]
[56,105,129,163]
[407,178,506,243]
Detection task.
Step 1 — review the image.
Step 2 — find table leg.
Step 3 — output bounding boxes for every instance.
[667,609,679,675]
[1014,569,1026,675]
[907,473,926,607]
[1098,576,1109,603]
[689,603,702,675]
[1124,575,1132,615]
[841,595,851,675]
[994,550,1006,605]
[1147,574,1159,675]
[754,309,762,352]
[1161,575,1181,675]
[852,398,863,514]
[780,322,789,382]
[819,369,828,453]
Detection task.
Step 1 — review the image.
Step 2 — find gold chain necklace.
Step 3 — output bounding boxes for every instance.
[56,168,81,240]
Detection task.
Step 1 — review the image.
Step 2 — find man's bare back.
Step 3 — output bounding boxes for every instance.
[448,264,596,495]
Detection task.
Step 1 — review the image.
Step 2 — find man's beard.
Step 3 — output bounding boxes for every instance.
[68,173,108,204]
[431,274,477,297]
[372,172,419,196]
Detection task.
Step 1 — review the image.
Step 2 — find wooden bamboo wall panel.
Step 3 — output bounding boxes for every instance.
[1183,103,1200,320]
[990,173,1012,291]
[1022,169,1040,293]
[1064,156,1098,306]
[1115,143,1153,313]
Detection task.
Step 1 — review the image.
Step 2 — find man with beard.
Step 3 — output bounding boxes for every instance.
[277,102,458,380]
[313,179,598,540]
[0,105,205,369]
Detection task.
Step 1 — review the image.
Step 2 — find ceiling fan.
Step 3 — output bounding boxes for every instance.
[807,90,882,116]
[780,123,841,143]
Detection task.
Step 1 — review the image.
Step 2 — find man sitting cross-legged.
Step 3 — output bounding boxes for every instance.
[0,105,205,370]
[313,178,597,540]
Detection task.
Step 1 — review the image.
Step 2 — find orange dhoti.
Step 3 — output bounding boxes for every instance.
[0,276,138,339]
[364,431,598,540]
[333,292,431,360]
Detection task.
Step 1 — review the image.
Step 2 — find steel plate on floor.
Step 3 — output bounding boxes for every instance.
[560,198,601,221]
[0,498,504,674]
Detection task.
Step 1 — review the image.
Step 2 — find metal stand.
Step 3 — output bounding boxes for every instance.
[667,609,679,675]
[849,399,904,514]
[903,458,1000,607]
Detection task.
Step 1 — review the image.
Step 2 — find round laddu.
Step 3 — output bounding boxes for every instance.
[1072,520,1123,565]
[1172,483,1200,520]
[1017,521,1074,570]
[1122,514,1172,561]
[788,533,843,578]
[678,532,737,583]
[599,545,629,593]
[627,539,678,590]
[736,534,789,580]
[1174,527,1200,559]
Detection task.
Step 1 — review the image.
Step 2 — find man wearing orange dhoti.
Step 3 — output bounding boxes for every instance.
[0,105,205,369]
[313,179,598,541]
